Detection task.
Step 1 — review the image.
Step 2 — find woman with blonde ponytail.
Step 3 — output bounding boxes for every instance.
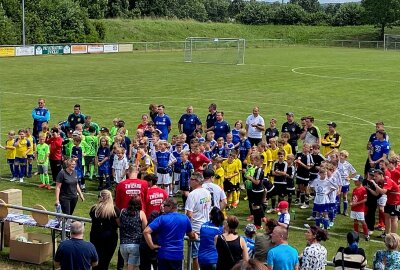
[90,189,120,270]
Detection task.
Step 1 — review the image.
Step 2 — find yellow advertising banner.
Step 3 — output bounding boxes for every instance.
[0,47,15,57]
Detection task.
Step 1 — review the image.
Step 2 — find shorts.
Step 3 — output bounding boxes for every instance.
[14,157,27,164]
[384,204,400,217]
[223,180,234,193]
[27,154,34,160]
[75,168,83,179]
[350,211,365,221]
[341,185,350,193]
[7,159,14,165]
[191,241,200,258]
[98,167,110,177]
[296,177,309,186]
[37,164,48,174]
[158,258,182,270]
[120,243,140,266]
[173,172,181,184]
[84,156,95,165]
[313,203,329,213]
[271,184,287,197]
[377,194,387,207]
[157,173,171,185]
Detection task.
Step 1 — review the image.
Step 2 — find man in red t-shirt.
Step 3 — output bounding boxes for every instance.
[46,127,63,183]
[143,173,168,218]
[350,175,369,240]
[115,165,148,211]
[188,144,210,172]
[370,169,400,236]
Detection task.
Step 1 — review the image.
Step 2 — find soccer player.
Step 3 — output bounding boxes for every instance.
[277,200,291,228]
[112,147,129,184]
[96,137,111,190]
[25,128,36,178]
[179,151,194,206]
[295,143,314,209]
[222,150,240,209]
[0,130,17,180]
[300,116,320,146]
[368,129,390,172]
[152,140,176,195]
[13,129,32,182]
[213,157,225,189]
[36,134,50,189]
[321,122,342,157]
[265,118,279,144]
[154,105,172,141]
[270,150,288,213]
[213,137,228,158]
[84,126,98,180]
[138,144,154,179]
[338,150,357,216]
[205,103,217,132]
[71,137,85,191]
[172,143,183,195]
[247,154,265,228]
[232,120,243,148]
[350,175,369,241]
[46,127,63,184]
[82,115,100,136]
[285,154,296,207]
[189,144,210,172]
[66,104,85,130]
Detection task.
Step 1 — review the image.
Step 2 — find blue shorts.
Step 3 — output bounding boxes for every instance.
[341,185,350,193]
[75,168,83,179]
[328,203,336,211]
[158,258,182,270]
[192,241,200,258]
[27,154,34,160]
[98,167,110,177]
[14,157,27,164]
[120,243,140,266]
[7,159,14,165]
[313,203,329,213]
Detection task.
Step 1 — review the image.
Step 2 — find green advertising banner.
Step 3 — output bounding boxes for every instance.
[35,45,71,55]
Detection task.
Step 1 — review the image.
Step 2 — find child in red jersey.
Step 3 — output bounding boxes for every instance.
[350,175,369,241]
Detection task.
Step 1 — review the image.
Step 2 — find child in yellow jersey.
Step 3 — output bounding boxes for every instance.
[222,150,240,209]
[0,130,17,180]
[13,129,32,182]
[138,144,154,178]
[25,128,36,178]
[281,132,293,156]
[213,157,224,189]
[38,122,50,140]
[277,139,289,160]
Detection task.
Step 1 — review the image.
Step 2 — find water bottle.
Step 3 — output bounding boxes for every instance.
[55,203,62,227]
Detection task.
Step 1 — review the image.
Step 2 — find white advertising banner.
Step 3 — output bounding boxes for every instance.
[15,46,35,56]
[88,44,104,53]
[103,44,118,53]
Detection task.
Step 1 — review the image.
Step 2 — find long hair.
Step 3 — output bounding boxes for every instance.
[93,190,116,219]
[127,195,142,216]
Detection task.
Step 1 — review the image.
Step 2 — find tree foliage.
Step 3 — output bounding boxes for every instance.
[289,0,320,13]
[332,3,364,26]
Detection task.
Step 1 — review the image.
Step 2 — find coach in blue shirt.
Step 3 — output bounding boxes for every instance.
[178,106,202,143]
[266,226,299,270]
[32,98,50,140]
[154,105,172,140]
[213,111,230,141]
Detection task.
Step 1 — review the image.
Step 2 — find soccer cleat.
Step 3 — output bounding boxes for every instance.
[10,177,17,182]
[38,184,46,188]
[379,233,386,239]
[300,204,309,209]
[266,209,274,214]
[306,216,316,221]
[368,231,374,236]
[365,235,370,241]
[19,178,24,183]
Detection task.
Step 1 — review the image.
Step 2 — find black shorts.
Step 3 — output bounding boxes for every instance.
[296,177,309,186]
[271,184,287,197]
[384,204,400,217]
[224,180,234,193]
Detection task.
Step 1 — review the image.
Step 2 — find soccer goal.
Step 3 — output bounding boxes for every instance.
[383,34,400,50]
[184,37,245,65]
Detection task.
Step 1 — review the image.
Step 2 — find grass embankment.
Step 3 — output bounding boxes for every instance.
[100,18,400,43]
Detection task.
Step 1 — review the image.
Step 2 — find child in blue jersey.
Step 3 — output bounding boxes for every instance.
[71,137,85,191]
[203,141,213,160]
[338,150,357,216]
[152,140,176,195]
[232,120,243,148]
[170,134,178,152]
[277,200,290,228]
[213,137,228,159]
[310,167,337,229]
[179,151,194,206]
[206,131,217,151]
[327,161,341,227]
[238,129,251,185]
[172,143,183,195]
[179,134,190,151]
[242,224,256,258]
[96,137,110,190]
[225,134,235,154]
[194,129,205,143]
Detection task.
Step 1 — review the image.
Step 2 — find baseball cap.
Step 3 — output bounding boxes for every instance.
[277,200,289,210]
[286,112,294,116]
[245,224,257,234]
[66,128,74,134]
[368,168,375,175]
[100,127,109,132]
[351,175,363,182]
[327,122,337,128]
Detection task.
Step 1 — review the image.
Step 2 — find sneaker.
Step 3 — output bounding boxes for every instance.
[376,226,385,231]
[266,209,274,214]
[246,215,254,221]
[244,196,248,201]
[365,235,370,241]
[300,204,309,209]
[295,202,303,206]
[342,212,348,216]
[379,233,386,239]
[368,231,374,236]
[46,185,51,190]
[19,178,24,183]
[329,222,334,227]
[38,184,46,188]
[231,202,238,209]
[306,216,316,221]
[10,177,17,182]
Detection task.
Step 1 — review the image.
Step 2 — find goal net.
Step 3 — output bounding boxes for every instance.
[384,34,400,50]
[184,37,245,65]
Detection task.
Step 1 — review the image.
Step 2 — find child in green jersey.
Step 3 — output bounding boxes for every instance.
[36,135,50,189]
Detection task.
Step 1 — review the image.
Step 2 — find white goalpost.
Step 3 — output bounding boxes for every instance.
[184,37,245,65]
[383,34,400,50]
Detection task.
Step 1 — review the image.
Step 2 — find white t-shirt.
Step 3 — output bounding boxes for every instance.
[246,114,265,139]
[338,160,356,186]
[310,177,336,205]
[185,187,212,232]
[112,156,129,183]
[202,181,227,209]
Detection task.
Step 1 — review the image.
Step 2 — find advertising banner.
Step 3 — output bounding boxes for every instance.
[71,45,88,54]
[118,44,133,52]
[104,44,118,53]
[15,46,35,56]
[35,45,71,55]
[0,47,15,57]
[88,44,103,53]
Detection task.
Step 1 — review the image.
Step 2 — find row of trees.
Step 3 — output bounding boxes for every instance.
[0,0,399,44]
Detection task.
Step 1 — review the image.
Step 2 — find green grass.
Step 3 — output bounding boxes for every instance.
[100,18,400,43]
[1,46,400,269]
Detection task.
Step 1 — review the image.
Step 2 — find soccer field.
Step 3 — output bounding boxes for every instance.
[0,46,399,268]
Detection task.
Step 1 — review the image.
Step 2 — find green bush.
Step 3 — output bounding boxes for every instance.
[271,4,307,25]
[236,2,271,25]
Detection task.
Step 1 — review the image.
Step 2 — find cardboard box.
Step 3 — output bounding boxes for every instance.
[1,189,24,246]
[9,233,53,264]
[4,222,24,247]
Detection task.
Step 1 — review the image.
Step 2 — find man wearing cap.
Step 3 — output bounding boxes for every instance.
[367,129,390,174]
[266,226,299,270]
[368,169,400,237]
[321,122,342,157]
[202,168,227,210]
[245,106,265,146]
[281,112,302,155]
[185,172,212,270]
[67,104,85,130]
[32,98,50,141]
[300,116,320,146]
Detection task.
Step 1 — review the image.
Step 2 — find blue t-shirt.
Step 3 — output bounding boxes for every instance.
[198,221,224,264]
[97,146,110,170]
[214,121,230,141]
[371,139,390,161]
[149,212,192,260]
[266,244,299,270]
[243,236,255,258]
[32,107,50,132]
[156,150,172,168]
[154,114,171,140]
[232,129,240,145]
[179,114,202,137]
[213,146,228,158]
[180,161,194,188]
[238,139,251,162]
[71,146,83,169]
[172,151,182,173]
[55,238,98,270]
